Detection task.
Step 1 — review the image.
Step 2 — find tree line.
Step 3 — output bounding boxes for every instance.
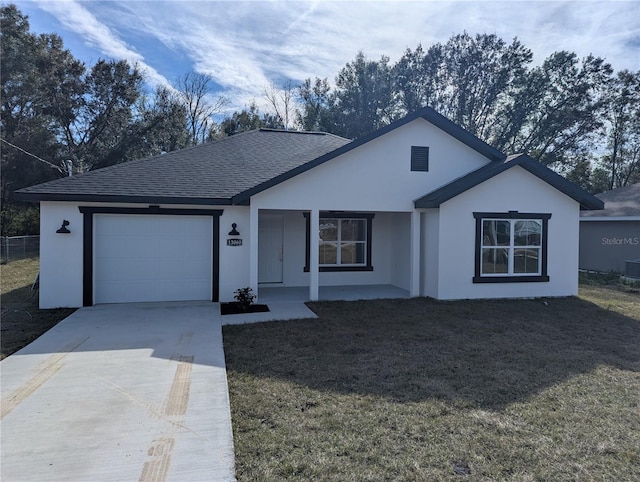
[1,4,638,236]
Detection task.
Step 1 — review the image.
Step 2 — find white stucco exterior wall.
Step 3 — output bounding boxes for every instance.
[390,213,411,290]
[252,118,491,212]
[39,201,244,307]
[39,202,85,308]
[421,209,440,298]
[218,206,251,301]
[434,166,580,300]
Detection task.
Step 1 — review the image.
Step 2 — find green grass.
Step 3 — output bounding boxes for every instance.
[1,258,75,359]
[579,270,640,290]
[2,259,639,479]
[224,291,640,481]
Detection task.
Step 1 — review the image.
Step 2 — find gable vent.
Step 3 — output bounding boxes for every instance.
[411,146,429,171]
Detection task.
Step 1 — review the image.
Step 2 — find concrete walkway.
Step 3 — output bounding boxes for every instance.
[0,301,317,482]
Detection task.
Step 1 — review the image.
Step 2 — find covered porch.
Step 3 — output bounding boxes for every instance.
[250,207,422,302]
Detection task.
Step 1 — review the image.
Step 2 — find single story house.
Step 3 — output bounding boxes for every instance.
[16,107,603,309]
[579,182,640,274]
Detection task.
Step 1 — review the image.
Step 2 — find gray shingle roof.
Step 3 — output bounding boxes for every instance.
[581,182,640,217]
[15,129,351,204]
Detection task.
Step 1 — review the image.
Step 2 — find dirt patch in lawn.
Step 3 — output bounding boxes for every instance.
[224,292,640,481]
[1,258,75,359]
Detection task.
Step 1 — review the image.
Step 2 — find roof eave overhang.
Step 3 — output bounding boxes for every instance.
[414,154,605,211]
[418,109,505,162]
[515,158,604,210]
[13,192,233,206]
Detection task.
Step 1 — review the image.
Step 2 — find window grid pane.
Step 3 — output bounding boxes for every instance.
[319,219,338,241]
[319,218,367,266]
[513,248,541,274]
[482,220,510,247]
[514,220,541,246]
[319,242,337,264]
[341,242,366,264]
[480,218,544,277]
[340,219,366,241]
[481,248,509,274]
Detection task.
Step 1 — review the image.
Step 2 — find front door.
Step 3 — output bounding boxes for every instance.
[258,214,284,283]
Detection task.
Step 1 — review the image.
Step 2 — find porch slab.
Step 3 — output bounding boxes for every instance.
[220,302,318,326]
[258,284,410,303]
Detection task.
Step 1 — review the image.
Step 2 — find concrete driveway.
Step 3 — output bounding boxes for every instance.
[1,302,235,481]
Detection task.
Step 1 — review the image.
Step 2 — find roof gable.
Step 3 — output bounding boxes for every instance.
[414,154,604,211]
[231,106,506,204]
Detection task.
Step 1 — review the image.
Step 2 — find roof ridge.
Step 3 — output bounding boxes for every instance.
[597,181,640,196]
[40,130,270,183]
[257,128,350,140]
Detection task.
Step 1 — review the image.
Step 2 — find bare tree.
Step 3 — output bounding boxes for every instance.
[175,72,229,144]
[600,70,640,190]
[263,80,298,130]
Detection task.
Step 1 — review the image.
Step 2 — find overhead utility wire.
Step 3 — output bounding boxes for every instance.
[0,137,63,172]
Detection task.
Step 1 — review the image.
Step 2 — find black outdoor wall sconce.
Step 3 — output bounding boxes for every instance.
[56,220,71,234]
[228,223,240,236]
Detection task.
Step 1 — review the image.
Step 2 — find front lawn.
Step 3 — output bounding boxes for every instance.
[223,289,640,480]
[0,258,75,359]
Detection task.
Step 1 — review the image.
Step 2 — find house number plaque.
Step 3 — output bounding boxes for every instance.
[227,239,243,246]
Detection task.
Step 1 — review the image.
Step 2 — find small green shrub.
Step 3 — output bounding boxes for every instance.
[233,287,256,310]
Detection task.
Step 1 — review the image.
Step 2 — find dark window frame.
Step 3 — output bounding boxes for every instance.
[411,146,429,172]
[303,212,374,272]
[473,211,551,283]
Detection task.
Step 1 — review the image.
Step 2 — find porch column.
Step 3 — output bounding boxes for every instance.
[249,204,259,299]
[309,208,319,301]
[409,210,421,297]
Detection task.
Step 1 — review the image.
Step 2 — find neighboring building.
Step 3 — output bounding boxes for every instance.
[15,107,603,309]
[580,182,640,273]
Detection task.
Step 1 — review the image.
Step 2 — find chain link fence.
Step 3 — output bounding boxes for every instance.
[1,235,40,264]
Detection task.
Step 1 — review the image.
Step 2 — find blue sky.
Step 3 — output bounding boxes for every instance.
[14,1,640,115]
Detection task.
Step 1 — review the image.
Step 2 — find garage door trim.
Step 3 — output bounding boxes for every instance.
[79,206,223,306]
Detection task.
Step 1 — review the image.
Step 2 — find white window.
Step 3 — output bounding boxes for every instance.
[304,212,374,272]
[319,218,367,266]
[474,212,550,283]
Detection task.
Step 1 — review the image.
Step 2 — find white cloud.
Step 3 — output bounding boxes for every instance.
[35,0,171,88]
[31,0,640,113]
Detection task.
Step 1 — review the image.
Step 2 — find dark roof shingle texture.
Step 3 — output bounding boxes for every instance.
[581,182,640,217]
[16,129,351,202]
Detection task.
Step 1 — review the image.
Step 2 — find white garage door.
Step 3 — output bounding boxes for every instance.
[94,214,213,304]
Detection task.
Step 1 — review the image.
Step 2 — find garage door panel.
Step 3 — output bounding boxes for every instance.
[94,214,213,304]
[103,233,210,250]
[97,259,210,282]
[98,237,200,259]
[96,280,211,304]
